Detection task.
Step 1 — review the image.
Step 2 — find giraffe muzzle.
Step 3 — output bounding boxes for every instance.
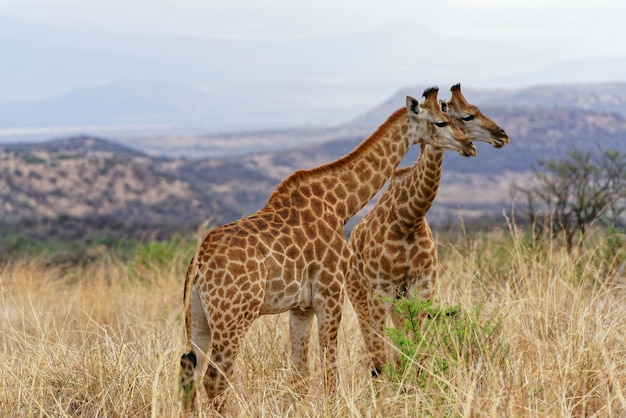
[460,142,477,157]
[492,130,510,148]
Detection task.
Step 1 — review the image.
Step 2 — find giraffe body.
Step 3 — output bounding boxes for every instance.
[346,84,509,375]
[179,87,475,413]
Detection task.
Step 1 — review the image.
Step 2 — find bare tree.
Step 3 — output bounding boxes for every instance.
[512,148,626,252]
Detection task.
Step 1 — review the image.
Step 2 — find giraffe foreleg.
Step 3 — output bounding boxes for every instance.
[345,268,382,377]
[289,307,315,393]
[369,289,393,376]
[313,275,345,396]
[316,310,342,395]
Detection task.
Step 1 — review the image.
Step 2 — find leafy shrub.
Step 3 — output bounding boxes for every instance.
[385,298,510,400]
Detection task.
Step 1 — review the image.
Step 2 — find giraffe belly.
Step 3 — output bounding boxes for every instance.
[258,276,311,315]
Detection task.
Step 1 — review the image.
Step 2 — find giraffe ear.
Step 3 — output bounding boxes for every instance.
[439,99,448,113]
[406,96,419,115]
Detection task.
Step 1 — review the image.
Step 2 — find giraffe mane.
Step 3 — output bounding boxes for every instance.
[271,107,408,197]
[392,165,413,178]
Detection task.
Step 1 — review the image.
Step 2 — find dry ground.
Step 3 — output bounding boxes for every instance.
[1,226,625,417]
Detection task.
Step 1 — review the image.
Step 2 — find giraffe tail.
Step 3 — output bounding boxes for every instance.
[182,252,200,353]
[180,252,200,411]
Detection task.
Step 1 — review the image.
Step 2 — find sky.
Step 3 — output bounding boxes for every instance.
[1,0,626,133]
[0,0,623,49]
[1,0,624,55]
[1,0,625,85]
[4,1,626,77]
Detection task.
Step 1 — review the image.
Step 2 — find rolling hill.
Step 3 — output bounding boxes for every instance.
[1,83,626,255]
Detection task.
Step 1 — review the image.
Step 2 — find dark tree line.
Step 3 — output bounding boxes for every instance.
[512,147,626,252]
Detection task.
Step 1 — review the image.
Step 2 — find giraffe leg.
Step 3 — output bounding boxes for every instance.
[202,342,236,413]
[368,289,393,376]
[204,299,262,413]
[347,274,389,377]
[345,267,381,376]
[315,303,342,395]
[347,258,395,378]
[289,307,314,393]
[313,273,345,396]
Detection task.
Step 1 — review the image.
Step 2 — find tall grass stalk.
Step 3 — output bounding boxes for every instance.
[0,227,624,416]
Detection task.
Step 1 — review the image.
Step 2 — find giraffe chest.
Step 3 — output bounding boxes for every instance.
[367,243,432,273]
[359,224,437,286]
[362,245,438,300]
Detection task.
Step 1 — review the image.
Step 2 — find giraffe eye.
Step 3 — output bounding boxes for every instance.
[462,115,475,122]
[434,121,448,128]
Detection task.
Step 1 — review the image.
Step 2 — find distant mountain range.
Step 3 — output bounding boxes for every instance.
[2,82,626,254]
[0,80,374,136]
[348,83,626,130]
[2,14,626,139]
[4,81,626,159]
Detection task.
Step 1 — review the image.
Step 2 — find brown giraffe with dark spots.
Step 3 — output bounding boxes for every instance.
[346,83,509,376]
[179,87,476,413]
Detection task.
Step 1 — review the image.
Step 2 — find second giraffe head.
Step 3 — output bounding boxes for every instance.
[443,83,510,148]
[406,86,477,157]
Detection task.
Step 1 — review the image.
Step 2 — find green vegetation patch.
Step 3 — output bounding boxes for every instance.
[384,298,511,411]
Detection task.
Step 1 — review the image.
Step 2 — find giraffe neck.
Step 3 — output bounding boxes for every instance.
[269,108,419,224]
[391,144,444,227]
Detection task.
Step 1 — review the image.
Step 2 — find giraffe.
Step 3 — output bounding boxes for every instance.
[346,83,509,376]
[178,87,477,413]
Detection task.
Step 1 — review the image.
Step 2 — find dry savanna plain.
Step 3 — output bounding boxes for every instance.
[1,221,626,417]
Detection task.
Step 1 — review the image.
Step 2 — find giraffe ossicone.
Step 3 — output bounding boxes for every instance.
[178,87,474,413]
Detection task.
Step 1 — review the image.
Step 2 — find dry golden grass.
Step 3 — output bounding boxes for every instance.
[1,226,625,417]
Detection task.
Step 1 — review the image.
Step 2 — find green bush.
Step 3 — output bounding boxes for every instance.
[385,298,510,395]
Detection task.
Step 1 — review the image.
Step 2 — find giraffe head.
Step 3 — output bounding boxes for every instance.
[406,87,477,157]
[444,83,510,148]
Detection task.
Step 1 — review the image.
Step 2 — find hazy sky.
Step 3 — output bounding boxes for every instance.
[1,0,626,102]
[0,0,625,133]
[1,0,624,62]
